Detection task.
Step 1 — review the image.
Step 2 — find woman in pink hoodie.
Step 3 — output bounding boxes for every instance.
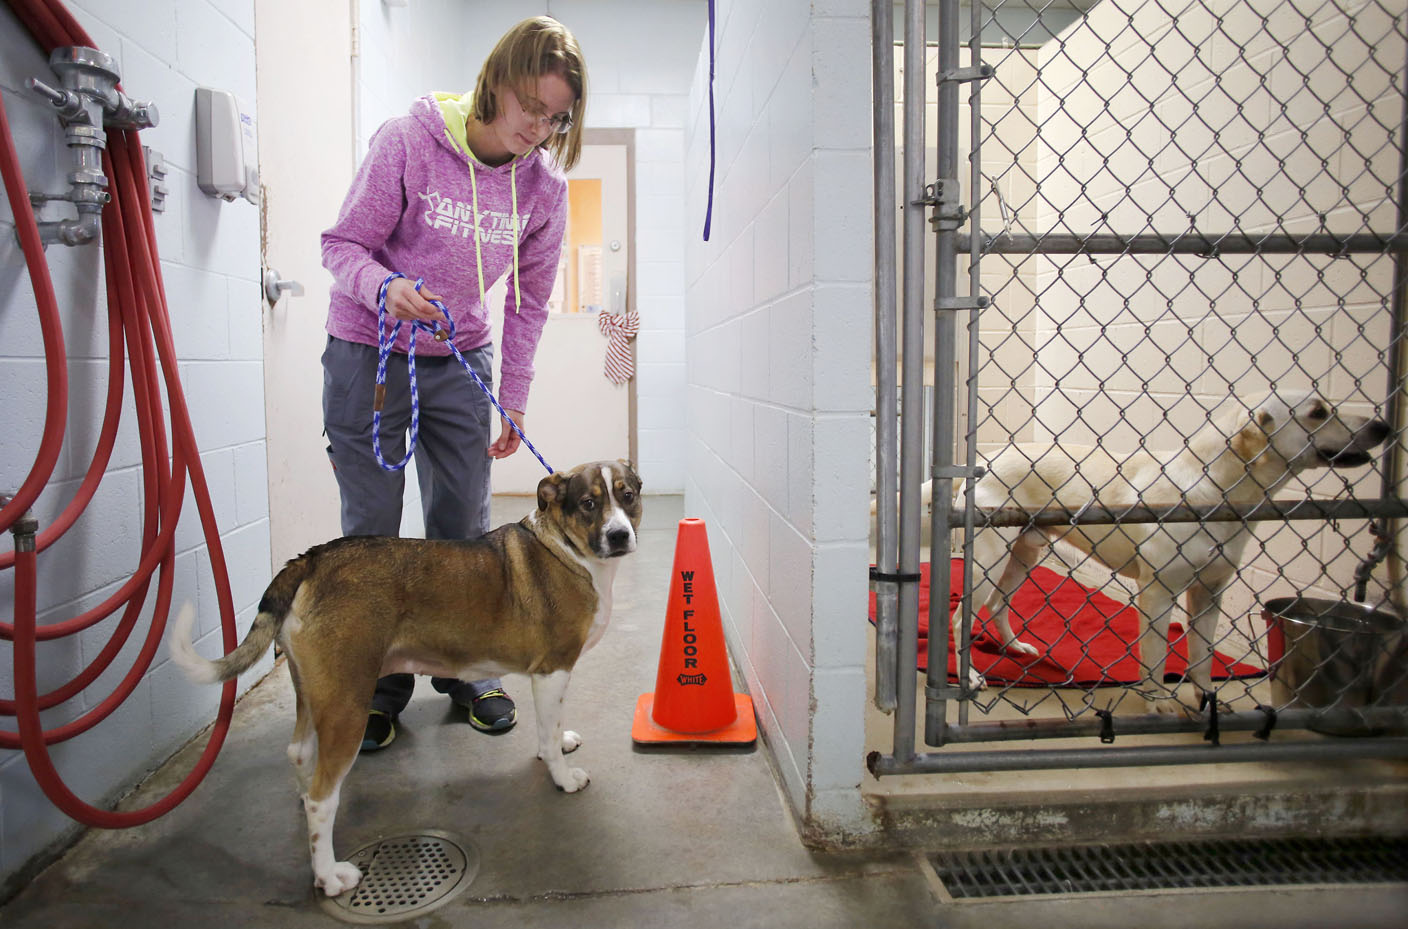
[320,16,586,752]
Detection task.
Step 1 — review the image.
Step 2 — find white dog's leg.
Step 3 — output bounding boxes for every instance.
[302,703,364,897]
[1137,581,1184,715]
[1183,581,1226,709]
[986,531,1043,657]
[956,527,1012,691]
[305,782,361,896]
[287,724,317,796]
[532,671,589,792]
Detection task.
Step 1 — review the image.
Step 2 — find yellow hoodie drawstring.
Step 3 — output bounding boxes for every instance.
[511,162,521,312]
[465,156,523,316]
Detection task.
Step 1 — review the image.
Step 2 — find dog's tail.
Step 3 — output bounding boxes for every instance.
[169,554,310,684]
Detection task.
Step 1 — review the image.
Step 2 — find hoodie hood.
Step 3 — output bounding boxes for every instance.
[411,92,541,172]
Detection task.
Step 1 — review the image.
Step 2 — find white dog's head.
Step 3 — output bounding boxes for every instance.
[1228,391,1391,480]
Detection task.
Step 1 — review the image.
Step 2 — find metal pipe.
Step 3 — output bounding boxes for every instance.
[966,498,1408,530]
[871,0,900,713]
[935,706,1408,743]
[869,737,1408,776]
[24,47,156,249]
[960,231,1408,256]
[957,0,986,735]
[1354,47,1408,604]
[924,0,963,748]
[893,0,928,762]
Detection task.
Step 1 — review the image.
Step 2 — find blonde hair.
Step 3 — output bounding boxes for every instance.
[473,16,587,171]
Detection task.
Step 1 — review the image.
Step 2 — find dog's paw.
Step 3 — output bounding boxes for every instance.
[1004,639,1040,657]
[561,729,582,754]
[966,667,987,691]
[1147,695,1194,717]
[554,766,591,793]
[315,861,363,897]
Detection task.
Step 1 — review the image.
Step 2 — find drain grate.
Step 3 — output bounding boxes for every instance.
[319,830,479,924]
[929,836,1408,899]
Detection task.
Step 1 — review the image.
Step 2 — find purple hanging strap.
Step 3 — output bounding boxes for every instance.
[703,0,716,241]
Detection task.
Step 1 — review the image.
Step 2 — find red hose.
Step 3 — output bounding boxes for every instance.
[2,0,242,826]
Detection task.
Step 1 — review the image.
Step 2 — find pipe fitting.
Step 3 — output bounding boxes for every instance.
[24,46,157,248]
[8,503,39,553]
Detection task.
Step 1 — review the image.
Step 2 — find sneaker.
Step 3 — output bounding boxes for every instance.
[467,689,517,733]
[360,710,396,752]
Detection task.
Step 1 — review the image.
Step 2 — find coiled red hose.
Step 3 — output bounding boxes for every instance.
[2,0,241,827]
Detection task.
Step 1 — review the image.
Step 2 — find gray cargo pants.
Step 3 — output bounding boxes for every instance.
[322,335,501,715]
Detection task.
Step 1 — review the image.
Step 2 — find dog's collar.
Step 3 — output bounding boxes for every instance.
[522,513,593,578]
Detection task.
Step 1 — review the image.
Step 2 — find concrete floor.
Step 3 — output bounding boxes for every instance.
[3,495,1406,927]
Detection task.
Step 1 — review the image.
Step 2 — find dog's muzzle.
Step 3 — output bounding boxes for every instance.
[1318,419,1391,467]
[595,519,636,557]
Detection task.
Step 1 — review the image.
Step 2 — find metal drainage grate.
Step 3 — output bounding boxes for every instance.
[929,836,1408,899]
[319,830,479,924]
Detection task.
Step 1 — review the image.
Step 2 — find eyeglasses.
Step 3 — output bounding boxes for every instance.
[513,90,574,135]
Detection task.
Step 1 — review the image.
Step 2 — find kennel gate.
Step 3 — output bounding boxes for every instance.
[870,0,1408,776]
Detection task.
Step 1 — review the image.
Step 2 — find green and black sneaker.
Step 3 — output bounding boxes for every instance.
[467,689,517,733]
[360,710,396,752]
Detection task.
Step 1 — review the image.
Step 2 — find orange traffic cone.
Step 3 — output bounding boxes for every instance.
[632,517,757,745]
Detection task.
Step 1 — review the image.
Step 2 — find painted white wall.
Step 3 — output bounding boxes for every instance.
[683,0,875,837]
[1025,0,1404,617]
[0,0,269,892]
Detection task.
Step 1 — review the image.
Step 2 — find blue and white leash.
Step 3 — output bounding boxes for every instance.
[372,272,554,475]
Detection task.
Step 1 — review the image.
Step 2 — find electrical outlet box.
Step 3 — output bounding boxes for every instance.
[194,87,259,205]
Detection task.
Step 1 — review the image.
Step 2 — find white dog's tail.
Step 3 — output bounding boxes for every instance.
[169,551,312,684]
[168,604,221,684]
[169,602,284,685]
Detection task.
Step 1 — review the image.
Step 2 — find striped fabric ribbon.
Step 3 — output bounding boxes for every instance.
[596,307,639,385]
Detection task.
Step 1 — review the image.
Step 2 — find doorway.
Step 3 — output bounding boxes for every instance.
[491,130,636,493]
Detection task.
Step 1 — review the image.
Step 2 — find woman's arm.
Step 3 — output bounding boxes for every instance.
[320,123,412,311]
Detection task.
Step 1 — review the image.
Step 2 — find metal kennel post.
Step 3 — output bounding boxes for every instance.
[871,0,1408,776]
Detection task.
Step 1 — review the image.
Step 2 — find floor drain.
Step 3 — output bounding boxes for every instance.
[319,830,479,924]
[927,835,1408,900]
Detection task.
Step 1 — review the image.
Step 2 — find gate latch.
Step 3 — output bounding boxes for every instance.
[917,178,967,227]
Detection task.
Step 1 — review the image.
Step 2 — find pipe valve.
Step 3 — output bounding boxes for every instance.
[24,46,159,247]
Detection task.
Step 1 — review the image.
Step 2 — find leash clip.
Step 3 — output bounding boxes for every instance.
[1200,692,1221,747]
[1253,704,1277,741]
[1094,708,1115,744]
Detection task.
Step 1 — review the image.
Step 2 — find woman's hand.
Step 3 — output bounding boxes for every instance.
[384,277,446,323]
[488,410,526,459]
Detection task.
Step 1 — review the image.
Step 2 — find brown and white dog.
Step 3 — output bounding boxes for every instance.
[959,391,1390,714]
[171,459,643,897]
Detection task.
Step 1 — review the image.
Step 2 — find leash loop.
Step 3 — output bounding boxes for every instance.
[372,272,554,474]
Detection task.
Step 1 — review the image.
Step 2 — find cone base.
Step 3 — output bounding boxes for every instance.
[631,693,757,746]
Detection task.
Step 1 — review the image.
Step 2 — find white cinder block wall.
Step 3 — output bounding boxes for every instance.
[1026,0,1405,614]
[684,0,875,837]
[0,0,269,892]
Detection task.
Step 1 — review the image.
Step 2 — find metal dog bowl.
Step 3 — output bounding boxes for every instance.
[1261,596,1408,736]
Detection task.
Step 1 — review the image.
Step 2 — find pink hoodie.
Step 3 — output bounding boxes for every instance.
[321,93,568,412]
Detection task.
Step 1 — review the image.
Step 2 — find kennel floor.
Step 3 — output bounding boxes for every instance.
[1,497,1404,929]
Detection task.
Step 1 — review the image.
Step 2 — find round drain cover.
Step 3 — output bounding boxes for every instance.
[319,830,479,924]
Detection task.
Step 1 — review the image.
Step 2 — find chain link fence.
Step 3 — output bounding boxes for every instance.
[872,0,1408,775]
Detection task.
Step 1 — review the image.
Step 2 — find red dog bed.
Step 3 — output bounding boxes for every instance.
[868,560,1265,687]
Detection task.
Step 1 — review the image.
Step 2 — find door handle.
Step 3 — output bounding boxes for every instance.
[263,267,304,304]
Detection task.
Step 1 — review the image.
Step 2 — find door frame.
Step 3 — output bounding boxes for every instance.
[581,127,638,466]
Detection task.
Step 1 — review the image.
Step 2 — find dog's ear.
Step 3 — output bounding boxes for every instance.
[617,458,640,487]
[537,471,568,511]
[1231,408,1273,461]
